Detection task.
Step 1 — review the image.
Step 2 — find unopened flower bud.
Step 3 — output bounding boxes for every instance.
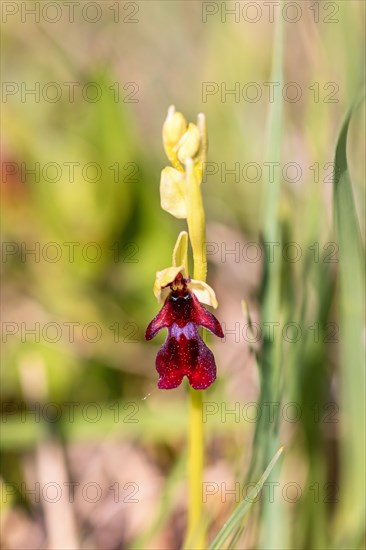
[163,106,187,147]
[177,123,201,163]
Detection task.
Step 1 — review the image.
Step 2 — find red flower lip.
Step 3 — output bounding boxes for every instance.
[145,273,224,390]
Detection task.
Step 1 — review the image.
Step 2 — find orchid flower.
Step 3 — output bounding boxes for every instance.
[146,272,223,389]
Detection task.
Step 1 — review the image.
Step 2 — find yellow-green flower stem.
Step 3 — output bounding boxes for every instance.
[186,388,205,549]
[184,157,207,549]
[186,158,207,282]
[161,107,209,548]
[196,112,208,182]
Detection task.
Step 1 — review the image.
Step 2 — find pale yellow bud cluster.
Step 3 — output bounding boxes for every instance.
[162,106,206,174]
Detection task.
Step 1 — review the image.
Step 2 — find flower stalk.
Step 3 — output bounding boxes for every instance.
[186,387,205,548]
[146,106,222,548]
[186,158,207,282]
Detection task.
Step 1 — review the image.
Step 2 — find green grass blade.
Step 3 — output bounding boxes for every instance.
[243,7,285,548]
[262,4,284,243]
[248,0,284,480]
[209,447,284,550]
[259,0,284,432]
[332,98,366,548]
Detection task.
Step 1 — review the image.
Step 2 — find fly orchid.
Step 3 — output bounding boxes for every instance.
[147,106,222,546]
[145,272,223,390]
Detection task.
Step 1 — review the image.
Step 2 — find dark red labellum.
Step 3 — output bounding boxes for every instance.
[145,273,224,390]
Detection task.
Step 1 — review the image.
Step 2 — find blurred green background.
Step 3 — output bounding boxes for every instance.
[1,1,365,549]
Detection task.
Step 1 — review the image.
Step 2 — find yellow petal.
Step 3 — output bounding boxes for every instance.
[177,123,201,164]
[160,167,187,219]
[172,231,188,276]
[189,279,218,308]
[153,265,184,303]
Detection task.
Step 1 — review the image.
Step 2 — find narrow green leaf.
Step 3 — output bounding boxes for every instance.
[209,447,284,550]
[333,98,366,548]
